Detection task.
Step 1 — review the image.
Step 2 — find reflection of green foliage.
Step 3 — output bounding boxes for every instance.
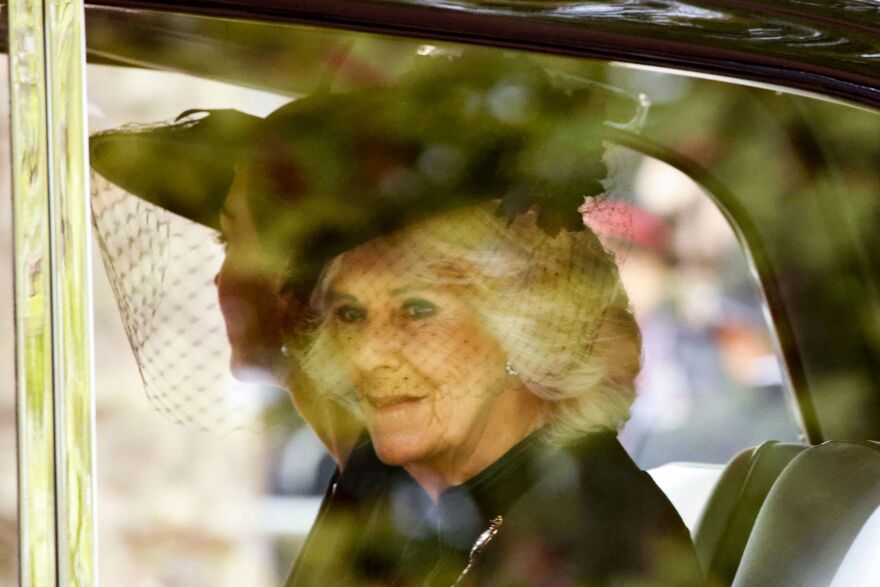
[230,45,880,439]
[242,52,609,297]
[638,74,880,439]
[90,17,880,440]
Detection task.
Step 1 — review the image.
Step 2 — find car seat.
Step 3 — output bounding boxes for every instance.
[731,440,880,587]
[693,441,807,586]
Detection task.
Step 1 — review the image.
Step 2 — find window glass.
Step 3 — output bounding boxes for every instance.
[88,64,292,586]
[0,47,19,586]
[83,7,878,585]
[614,151,800,469]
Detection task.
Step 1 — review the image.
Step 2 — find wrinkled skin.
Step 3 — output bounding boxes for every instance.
[322,235,547,498]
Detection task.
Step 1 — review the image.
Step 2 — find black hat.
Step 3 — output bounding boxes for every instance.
[90,52,626,297]
[91,108,259,230]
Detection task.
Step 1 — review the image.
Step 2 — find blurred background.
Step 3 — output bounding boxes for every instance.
[2,8,878,586]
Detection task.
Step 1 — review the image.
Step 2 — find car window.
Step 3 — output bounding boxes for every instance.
[612,150,801,468]
[70,7,880,585]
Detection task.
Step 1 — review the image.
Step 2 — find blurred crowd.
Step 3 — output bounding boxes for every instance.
[612,153,800,467]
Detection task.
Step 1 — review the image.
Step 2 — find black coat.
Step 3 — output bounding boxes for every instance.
[285,431,703,587]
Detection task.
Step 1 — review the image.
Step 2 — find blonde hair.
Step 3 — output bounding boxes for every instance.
[297,203,641,445]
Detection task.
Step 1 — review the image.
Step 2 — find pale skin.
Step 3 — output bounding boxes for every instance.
[323,236,548,500]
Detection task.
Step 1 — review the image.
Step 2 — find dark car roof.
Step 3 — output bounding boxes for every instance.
[86,0,880,108]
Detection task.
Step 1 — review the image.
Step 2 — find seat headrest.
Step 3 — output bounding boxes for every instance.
[694,441,807,585]
[732,441,880,587]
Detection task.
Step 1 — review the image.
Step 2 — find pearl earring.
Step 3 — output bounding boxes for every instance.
[505,361,519,377]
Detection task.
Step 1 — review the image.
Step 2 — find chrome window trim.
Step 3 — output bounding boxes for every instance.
[10,0,97,585]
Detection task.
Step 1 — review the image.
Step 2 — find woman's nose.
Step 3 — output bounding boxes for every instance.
[352,321,405,373]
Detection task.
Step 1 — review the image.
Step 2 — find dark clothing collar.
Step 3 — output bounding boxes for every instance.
[438,429,543,531]
[338,427,624,523]
[337,428,625,554]
[286,428,702,587]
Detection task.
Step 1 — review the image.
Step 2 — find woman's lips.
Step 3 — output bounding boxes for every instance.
[365,394,425,411]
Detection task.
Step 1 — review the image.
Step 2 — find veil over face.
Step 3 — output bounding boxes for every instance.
[296,202,639,456]
[309,229,546,480]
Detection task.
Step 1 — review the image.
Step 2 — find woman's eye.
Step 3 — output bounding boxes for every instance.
[334,304,367,323]
[402,298,438,320]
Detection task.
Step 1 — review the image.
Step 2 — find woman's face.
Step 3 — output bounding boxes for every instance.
[216,169,286,382]
[323,237,545,480]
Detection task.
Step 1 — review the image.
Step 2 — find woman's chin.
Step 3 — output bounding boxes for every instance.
[370,430,431,467]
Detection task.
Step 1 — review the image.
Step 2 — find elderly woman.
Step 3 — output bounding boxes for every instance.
[285,204,686,587]
[91,51,701,586]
